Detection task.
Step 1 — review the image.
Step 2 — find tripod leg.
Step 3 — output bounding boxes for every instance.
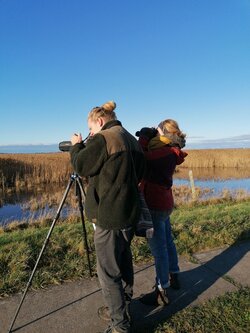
[75,177,92,277]
[8,176,75,333]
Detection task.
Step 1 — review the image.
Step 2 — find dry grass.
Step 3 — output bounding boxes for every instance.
[180,148,250,169]
[173,185,212,204]
[1,149,250,194]
[0,153,72,191]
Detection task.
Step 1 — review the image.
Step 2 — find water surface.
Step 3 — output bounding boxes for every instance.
[1,168,250,225]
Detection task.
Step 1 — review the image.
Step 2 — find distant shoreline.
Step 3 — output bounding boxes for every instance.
[1,143,250,154]
[0,144,59,154]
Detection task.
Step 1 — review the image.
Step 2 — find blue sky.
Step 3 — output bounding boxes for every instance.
[0,0,250,150]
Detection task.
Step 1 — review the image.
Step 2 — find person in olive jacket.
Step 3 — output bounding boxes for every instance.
[70,101,145,333]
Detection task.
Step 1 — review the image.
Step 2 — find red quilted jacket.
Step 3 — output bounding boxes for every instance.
[138,136,187,211]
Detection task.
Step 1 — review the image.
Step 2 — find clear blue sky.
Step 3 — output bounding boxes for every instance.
[1,0,250,148]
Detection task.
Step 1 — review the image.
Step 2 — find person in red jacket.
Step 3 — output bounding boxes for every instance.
[137,119,187,306]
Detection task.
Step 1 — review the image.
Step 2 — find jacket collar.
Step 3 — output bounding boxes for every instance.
[102,120,122,130]
[148,136,171,150]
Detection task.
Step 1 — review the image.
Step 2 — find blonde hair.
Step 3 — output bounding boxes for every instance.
[158,119,186,139]
[88,101,117,122]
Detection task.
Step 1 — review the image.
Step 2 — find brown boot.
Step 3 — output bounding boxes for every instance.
[98,306,111,321]
[98,304,131,323]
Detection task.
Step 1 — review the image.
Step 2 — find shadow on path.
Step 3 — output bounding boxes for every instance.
[5,235,249,333]
[131,234,250,332]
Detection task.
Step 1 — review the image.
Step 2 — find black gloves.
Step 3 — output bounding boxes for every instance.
[135,127,158,140]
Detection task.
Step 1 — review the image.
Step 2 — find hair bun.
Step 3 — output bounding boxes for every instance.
[101,101,116,112]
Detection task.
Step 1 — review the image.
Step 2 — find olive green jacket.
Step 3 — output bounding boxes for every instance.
[70,120,145,230]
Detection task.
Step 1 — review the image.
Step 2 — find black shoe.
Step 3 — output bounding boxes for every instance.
[170,273,180,290]
[139,286,170,306]
[139,288,159,306]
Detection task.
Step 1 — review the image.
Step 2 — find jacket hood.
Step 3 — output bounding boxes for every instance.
[170,147,188,165]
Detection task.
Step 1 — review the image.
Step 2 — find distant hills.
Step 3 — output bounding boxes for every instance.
[1,135,250,153]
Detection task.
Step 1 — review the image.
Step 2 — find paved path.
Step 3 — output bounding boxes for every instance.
[0,241,249,333]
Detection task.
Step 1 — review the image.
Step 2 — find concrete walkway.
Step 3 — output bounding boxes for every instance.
[0,241,249,333]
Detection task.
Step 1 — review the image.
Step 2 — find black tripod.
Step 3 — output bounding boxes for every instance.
[8,173,92,333]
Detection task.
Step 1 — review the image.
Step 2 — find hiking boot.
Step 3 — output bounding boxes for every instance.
[157,287,170,306]
[98,306,110,321]
[170,273,180,290]
[98,304,131,323]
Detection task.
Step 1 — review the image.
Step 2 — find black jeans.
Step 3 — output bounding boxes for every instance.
[94,225,134,333]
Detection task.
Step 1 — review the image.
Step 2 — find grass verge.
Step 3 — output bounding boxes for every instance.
[0,199,249,297]
[171,199,250,256]
[155,287,250,333]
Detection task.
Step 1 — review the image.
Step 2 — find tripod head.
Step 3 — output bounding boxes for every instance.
[71,173,86,203]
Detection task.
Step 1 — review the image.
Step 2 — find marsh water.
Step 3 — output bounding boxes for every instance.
[0,183,80,226]
[174,178,250,194]
[1,168,250,226]
[174,168,250,194]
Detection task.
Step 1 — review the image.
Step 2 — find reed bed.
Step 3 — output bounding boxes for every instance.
[181,148,250,169]
[0,153,72,191]
[1,149,250,194]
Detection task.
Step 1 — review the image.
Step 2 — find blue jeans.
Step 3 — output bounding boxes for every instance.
[148,210,179,289]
